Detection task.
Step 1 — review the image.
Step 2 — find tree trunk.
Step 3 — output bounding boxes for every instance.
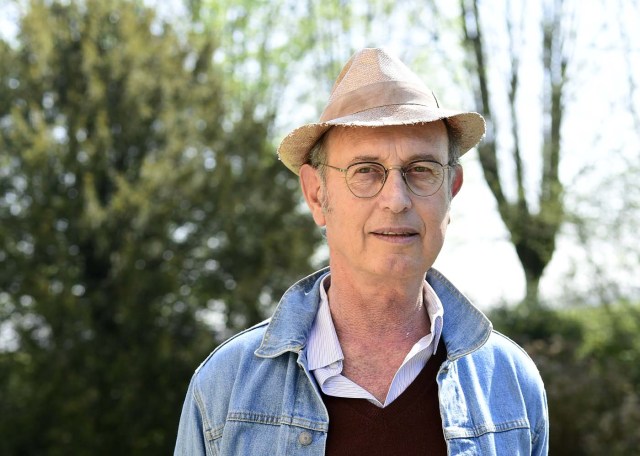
[460,0,567,307]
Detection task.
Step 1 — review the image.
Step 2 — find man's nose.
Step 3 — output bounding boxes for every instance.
[379,167,412,212]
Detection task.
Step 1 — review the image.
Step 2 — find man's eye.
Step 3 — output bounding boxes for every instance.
[409,165,435,174]
[354,165,379,174]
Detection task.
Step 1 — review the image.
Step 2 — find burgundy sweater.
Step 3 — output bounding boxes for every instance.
[321,346,448,456]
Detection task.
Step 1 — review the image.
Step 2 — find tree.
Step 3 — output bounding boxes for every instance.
[0,0,318,453]
[459,0,569,306]
[560,0,640,307]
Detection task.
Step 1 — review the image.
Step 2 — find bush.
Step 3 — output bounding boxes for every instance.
[491,302,640,455]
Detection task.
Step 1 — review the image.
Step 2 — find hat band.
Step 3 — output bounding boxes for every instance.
[319,81,439,122]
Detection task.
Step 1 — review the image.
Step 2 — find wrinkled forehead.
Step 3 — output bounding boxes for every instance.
[324,122,449,164]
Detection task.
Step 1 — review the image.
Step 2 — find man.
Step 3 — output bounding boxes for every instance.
[175,48,548,455]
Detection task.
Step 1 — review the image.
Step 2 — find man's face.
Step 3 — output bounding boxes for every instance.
[300,122,463,283]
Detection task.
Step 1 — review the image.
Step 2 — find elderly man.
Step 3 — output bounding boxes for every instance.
[175,48,548,455]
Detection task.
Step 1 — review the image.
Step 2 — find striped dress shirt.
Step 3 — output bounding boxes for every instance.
[306,275,444,408]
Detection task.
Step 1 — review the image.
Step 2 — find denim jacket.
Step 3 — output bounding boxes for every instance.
[175,268,549,455]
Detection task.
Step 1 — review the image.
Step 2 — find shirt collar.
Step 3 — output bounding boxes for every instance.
[306,275,343,370]
[424,280,444,355]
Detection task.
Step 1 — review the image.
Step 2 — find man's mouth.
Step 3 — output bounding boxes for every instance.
[371,229,419,239]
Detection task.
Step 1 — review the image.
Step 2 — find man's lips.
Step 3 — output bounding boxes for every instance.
[370,228,419,238]
[370,230,418,244]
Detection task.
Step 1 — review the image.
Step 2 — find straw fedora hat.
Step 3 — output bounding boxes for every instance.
[277,47,485,174]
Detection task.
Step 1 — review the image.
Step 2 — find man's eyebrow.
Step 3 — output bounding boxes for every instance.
[406,153,441,162]
[348,153,442,164]
[348,154,380,164]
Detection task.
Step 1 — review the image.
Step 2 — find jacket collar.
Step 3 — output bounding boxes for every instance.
[255,267,492,361]
[426,268,492,360]
[254,268,329,358]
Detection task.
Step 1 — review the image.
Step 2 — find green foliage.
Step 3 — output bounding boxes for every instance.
[492,302,640,455]
[187,0,430,122]
[0,0,318,453]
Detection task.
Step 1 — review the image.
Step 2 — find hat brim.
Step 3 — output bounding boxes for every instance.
[277,104,486,175]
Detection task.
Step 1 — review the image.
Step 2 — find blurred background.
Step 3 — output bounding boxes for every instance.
[0,0,638,454]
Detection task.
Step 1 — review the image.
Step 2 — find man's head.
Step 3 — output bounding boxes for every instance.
[277,48,484,281]
[299,122,463,281]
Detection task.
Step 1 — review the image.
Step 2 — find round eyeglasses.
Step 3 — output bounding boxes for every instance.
[321,160,451,198]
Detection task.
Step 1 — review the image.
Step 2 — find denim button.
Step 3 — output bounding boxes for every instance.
[298,431,313,446]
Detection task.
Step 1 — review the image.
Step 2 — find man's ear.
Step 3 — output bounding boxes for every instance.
[451,165,463,198]
[299,164,327,226]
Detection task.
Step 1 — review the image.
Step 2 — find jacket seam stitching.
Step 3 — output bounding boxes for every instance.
[531,412,546,446]
[193,377,217,443]
[445,419,530,439]
[195,320,271,374]
[226,412,328,432]
[491,330,539,363]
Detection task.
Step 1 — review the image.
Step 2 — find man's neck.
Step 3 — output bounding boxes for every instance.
[326,265,430,345]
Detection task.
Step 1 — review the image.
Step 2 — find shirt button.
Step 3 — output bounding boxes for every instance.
[298,431,313,446]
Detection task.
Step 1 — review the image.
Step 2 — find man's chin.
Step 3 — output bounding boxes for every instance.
[368,259,429,281]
